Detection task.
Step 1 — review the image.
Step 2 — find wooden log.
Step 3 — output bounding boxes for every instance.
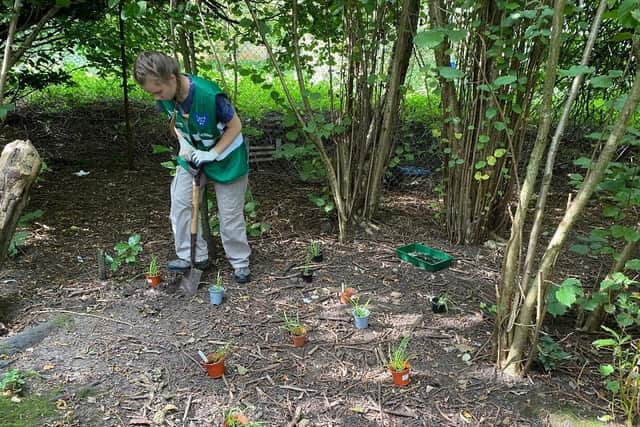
[0,139,41,270]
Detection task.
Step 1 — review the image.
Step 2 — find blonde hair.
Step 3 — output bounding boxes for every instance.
[133,51,181,85]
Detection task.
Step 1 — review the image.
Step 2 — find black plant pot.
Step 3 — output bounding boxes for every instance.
[311,253,323,262]
[301,271,313,283]
[431,296,447,313]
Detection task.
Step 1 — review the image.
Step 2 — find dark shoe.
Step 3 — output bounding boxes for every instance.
[167,258,209,272]
[234,267,251,284]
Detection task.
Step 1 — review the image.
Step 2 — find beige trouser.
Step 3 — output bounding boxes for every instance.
[170,166,251,269]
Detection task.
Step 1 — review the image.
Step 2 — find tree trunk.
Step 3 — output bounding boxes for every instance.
[0,2,59,105]
[496,0,607,373]
[118,0,133,170]
[0,0,22,104]
[427,0,545,244]
[0,140,41,269]
[500,61,640,376]
[178,30,192,74]
[365,0,420,218]
[244,0,418,242]
[495,0,566,374]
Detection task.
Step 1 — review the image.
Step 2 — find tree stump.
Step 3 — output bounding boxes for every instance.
[0,140,41,270]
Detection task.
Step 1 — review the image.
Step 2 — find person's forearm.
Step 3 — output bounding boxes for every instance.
[213,112,242,155]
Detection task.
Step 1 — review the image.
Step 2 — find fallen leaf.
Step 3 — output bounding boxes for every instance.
[43,364,55,371]
[460,410,473,423]
[350,406,366,413]
[236,365,248,375]
[152,411,165,424]
[163,404,178,412]
[129,416,152,425]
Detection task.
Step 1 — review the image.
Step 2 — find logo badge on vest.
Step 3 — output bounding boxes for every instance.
[194,113,209,128]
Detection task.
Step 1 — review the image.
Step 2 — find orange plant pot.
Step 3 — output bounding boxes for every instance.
[291,332,307,347]
[204,357,225,378]
[145,273,161,287]
[222,414,249,427]
[339,288,355,304]
[389,362,411,387]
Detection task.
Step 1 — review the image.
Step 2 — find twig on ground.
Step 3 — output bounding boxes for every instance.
[278,385,318,394]
[182,394,192,425]
[286,406,302,427]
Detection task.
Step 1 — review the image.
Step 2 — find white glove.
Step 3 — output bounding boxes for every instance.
[191,149,219,166]
[176,130,195,161]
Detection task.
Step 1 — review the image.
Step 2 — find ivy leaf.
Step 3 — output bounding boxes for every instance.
[618,0,640,28]
[590,76,613,88]
[286,131,298,141]
[0,104,15,120]
[598,364,615,376]
[573,157,591,168]
[569,244,589,255]
[447,29,468,42]
[603,205,620,217]
[494,75,518,86]
[438,67,465,80]
[559,65,595,77]
[414,30,445,48]
[555,278,582,307]
[606,380,620,394]
[610,225,640,242]
[494,148,507,158]
[485,108,497,120]
[244,201,256,212]
[625,259,640,271]
[547,301,567,317]
[479,135,490,143]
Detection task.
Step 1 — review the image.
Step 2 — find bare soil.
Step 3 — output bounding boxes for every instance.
[0,102,612,426]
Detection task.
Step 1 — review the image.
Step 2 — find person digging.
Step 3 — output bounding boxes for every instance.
[133,51,251,295]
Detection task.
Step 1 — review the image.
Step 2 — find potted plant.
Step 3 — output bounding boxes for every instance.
[204,342,230,379]
[309,240,323,262]
[209,271,225,305]
[339,282,355,304]
[350,296,371,329]
[283,312,307,347]
[301,253,313,283]
[388,336,411,386]
[145,255,161,287]
[431,294,449,313]
[222,407,263,426]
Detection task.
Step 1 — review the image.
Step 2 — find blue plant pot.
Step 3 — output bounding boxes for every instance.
[209,286,225,305]
[353,309,370,329]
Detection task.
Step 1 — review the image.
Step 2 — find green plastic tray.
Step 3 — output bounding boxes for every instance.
[396,243,453,272]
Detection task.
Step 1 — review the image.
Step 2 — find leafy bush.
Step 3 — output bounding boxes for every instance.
[8,210,44,257]
[535,335,572,372]
[1,369,35,395]
[593,326,640,426]
[105,234,143,271]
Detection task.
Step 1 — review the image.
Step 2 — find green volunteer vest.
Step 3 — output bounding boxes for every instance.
[159,75,248,183]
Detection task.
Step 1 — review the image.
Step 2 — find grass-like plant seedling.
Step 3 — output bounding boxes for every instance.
[389,336,411,372]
